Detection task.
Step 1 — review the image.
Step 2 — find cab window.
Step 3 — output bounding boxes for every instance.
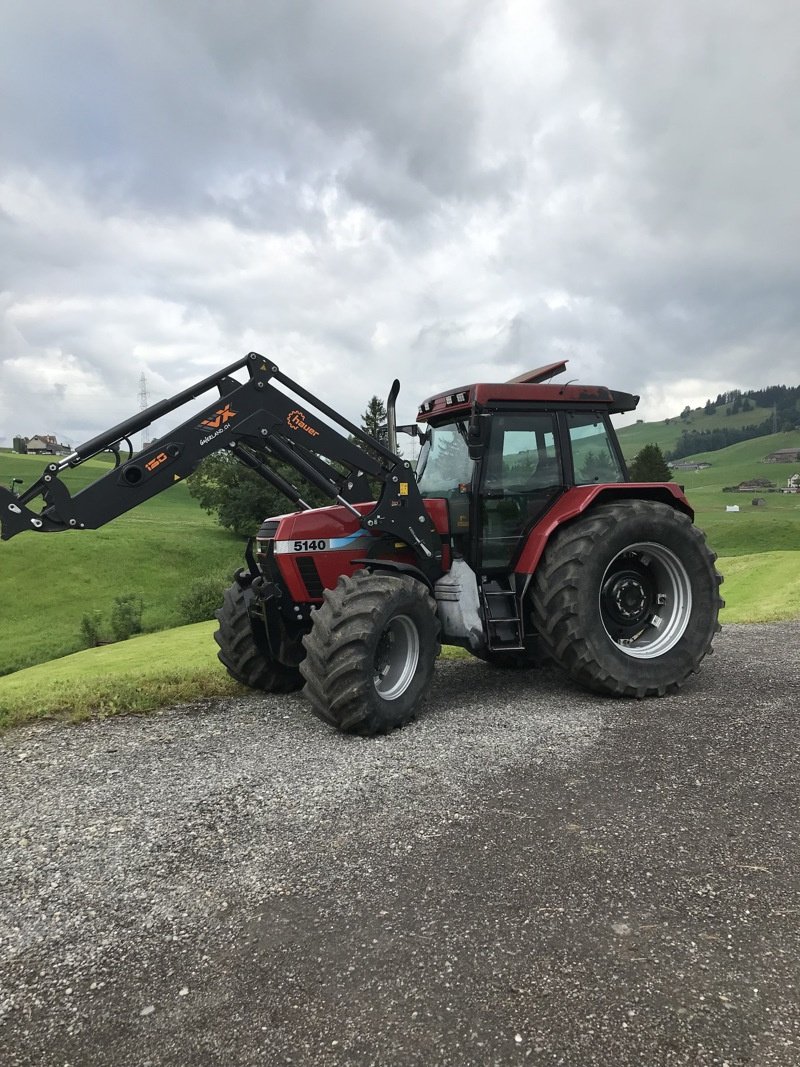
[416,422,472,497]
[480,413,561,571]
[484,415,560,492]
[567,412,624,484]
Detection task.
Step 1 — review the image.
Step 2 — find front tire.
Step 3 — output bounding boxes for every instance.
[214,581,304,693]
[301,570,440,735]
[532,501,723,697]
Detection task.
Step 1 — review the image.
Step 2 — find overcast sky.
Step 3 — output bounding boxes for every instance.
[1,0,799,447]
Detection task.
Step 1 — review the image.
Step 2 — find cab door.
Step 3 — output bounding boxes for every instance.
[478,412,563,572]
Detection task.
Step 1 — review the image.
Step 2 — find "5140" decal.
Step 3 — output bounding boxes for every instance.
[293,539,328,552]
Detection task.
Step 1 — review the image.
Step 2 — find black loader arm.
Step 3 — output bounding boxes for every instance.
[0,352,443,580]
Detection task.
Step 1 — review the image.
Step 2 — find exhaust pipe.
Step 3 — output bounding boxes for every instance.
[386,378,400,456]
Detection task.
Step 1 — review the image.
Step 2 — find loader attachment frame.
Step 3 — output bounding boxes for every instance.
[0,352,443,581]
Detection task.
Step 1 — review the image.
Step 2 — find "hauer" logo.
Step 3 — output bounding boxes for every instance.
[287,410,320,437]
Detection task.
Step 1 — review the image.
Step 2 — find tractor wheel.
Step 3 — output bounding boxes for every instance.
[301,570,440,735]
[214,581,304,693]
[531,500,723,697]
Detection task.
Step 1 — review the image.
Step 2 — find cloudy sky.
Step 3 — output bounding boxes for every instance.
[1,0,798,448]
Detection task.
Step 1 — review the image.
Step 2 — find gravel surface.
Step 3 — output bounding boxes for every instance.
[1,622,799,1066]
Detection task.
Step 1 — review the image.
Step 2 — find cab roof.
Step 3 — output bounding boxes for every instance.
[416,362,640,423]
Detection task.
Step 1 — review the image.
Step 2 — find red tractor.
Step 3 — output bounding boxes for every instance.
[1,353,723,734]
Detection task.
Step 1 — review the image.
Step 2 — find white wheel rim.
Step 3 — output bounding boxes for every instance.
[599,541,693,659]
[373,614,420,700]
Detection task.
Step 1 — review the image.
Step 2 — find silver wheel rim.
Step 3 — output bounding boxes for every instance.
[374,614,420,700]
[599,541,692,659]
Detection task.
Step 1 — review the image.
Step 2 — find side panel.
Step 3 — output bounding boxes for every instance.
[513,483,693,577]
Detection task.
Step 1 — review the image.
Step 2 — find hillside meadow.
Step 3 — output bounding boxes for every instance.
[614,401,786,459]
[0,449,242,674]
[1,427,798,728]
[614,427,800,558]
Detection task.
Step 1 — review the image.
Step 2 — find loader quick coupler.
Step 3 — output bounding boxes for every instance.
[251,576,282,604]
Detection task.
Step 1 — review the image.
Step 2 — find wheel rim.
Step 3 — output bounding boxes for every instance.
[373,614,420,700]
[599,542,692,659]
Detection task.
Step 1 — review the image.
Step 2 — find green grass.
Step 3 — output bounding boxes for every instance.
[0,553,794,732]
[0,624,469,730]
[672,431,800,491]
[671,432,800,558]
[718,552,800,624]
[605,423,800,557]
[614,402,782,460]
[0,622,245,730]
[1,436,798,734]
[0,450,243,674]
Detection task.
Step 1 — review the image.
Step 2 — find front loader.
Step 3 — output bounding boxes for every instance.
[0,352,723,734]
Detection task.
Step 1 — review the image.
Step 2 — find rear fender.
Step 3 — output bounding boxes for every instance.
[514,483,693,578]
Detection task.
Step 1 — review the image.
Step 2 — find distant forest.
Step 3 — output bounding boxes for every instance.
[666,385,800,461]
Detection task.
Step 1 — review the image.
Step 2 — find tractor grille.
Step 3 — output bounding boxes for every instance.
[258,519,279,539]
[296,556,325,599]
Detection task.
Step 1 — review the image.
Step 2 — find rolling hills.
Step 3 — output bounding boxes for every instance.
[1,410,799,688]
[615,402,782,459]
[0,449,242,674]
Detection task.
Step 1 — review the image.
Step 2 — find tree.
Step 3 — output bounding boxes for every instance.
[360,396,387,440]
[188,451,327,536]
[578,449,620,484]
[628,443,672,482]
[350,395,389,469]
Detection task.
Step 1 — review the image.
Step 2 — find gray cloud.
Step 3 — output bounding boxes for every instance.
[1,0,798,450]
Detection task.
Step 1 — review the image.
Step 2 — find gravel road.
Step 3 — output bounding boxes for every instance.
[1,622,799,1066]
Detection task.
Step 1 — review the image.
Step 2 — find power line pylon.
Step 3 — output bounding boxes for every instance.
[138,373,150,450]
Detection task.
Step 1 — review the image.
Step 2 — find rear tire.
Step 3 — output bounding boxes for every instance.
[301,570,440,735]
[214,581,304,693]
[532,501,723,697]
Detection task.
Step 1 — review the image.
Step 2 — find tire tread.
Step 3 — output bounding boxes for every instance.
[531,500,723,698]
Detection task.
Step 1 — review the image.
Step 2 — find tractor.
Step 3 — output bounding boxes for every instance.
[0,353,723,734]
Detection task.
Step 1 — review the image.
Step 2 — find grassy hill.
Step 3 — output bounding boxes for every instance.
[2,425,799,692]
[613,408,800,557]
[614,402,779,460]
[0,450,243,674]
[667,432,800,557]
[613,423,800,623]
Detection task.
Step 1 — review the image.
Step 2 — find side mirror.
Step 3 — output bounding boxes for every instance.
[395,423,419,438]
[467,414,490,460]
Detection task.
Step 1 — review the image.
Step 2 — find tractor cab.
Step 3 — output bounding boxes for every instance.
[415,365,635,575]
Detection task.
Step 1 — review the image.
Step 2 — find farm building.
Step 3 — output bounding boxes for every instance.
[13,434,71,455]
[765,447,800,463]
